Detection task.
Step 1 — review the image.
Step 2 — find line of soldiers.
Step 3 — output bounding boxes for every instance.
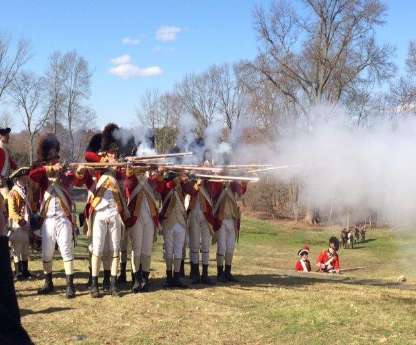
[1,124,248,299]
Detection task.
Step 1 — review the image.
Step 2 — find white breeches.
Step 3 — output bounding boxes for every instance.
[9,224,30,261]
[163,223,186,261]
[216,218,236,257]
[129,211,154,259]
[189,210,212,265]
[92,208,122,257]
[42,216,74,262]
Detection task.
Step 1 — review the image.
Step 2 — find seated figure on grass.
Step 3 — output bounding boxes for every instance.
[295,246,311,272]
[316,237,340,273]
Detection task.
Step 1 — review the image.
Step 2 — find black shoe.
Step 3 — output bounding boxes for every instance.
[190,263,201,284]
[14,262,24,281]
[21,261,32,280]
[38,273,54,295]
[117,262,127,285]
[163,270,174,288]
[201,265,215,285]
[141,271,150,292]
[110,276,120,297]
[179,260,185,278]
[90,277,100,298]
[132,271,143,293]
[102,270,111,293]
[225,265,239,282]
[65,274,76,299]
[173,272,188,288]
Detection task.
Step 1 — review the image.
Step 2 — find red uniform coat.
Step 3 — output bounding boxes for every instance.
[295,259,312,272]
[124,173,165,227]
[210,181,248,232]
[187,180,218,229]
[317,250,340,273]
[29,166,85,222]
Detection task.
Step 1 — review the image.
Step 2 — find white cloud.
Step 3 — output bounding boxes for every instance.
[109,55,163,79]
[111,54,131,65]
[156,25,182,42]
[122,37,141,45]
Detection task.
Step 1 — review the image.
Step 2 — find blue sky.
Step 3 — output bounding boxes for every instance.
[1,0,416,130]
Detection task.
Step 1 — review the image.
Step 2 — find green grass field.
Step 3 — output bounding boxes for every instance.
[16,217,416,345]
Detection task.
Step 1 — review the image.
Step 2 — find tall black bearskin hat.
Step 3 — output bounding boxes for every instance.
[37,133,60,162]
[101,123,120,153]
[329,236,340,251]
[87,133,103,153]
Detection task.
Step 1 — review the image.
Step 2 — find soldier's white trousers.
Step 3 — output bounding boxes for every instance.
[9,224,30,261]
[216,218,236,257]
[129,211,154,260]
[42,216,74,262]
[189,209,211,265]
[163,223,186,261]
[92,207,122,258]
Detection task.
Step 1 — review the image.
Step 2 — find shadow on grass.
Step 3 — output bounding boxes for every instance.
[20,307,74,317]
[234,272,416,291]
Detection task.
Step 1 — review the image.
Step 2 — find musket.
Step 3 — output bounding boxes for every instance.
[193,173,259,182]
[68,162,128,168]
[247,164,301,174]
[125,152,194,162]
[214,164,273,169]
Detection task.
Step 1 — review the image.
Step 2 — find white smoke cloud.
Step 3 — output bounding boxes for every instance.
[156,26,182,42]
[275,104,416,226]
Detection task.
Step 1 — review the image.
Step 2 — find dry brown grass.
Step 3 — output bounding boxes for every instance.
[16,218,416,345]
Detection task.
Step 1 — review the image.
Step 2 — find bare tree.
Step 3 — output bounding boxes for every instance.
[213,64,248,129]
[0,34,31,102]
[45,51,67,134]
[10,72,50,164]
[60,51,94,161]
[175,67,220,134]
[253,0,394,119]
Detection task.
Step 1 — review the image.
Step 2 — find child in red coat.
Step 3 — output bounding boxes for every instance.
[295,246,312,272]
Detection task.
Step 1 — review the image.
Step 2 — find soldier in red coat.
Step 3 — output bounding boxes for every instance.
[29,134,87,298]
[211,180,248,282]
[124,165,165,292]
[295,246,312,272]
[0,127,17,198]
[316,237,341,273]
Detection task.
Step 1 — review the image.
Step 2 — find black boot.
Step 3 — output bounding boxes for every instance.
[86,266,92,288]
[38,273,54,295]
[110,276,120,297]
[163,270,173,288]
[21,261,32,280]
[65,274,76,299]
[102,270,111,293]
[201,265,215,285]
[225,265,239,282]
[90,276,100,298]
[180,260,185,278]
[173,272,188,288]
[217,265,227,283]
[190,263,201,284]
[141,271,150,292]
[117,262,127,285]
[132,271,143,293]
[14,262,24,281]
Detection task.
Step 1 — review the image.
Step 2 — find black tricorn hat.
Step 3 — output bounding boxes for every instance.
[10,167,30,180]
[87,133,103,153]
[0,127,11,135]
[101,123,120,152]
[37,133,60,162]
